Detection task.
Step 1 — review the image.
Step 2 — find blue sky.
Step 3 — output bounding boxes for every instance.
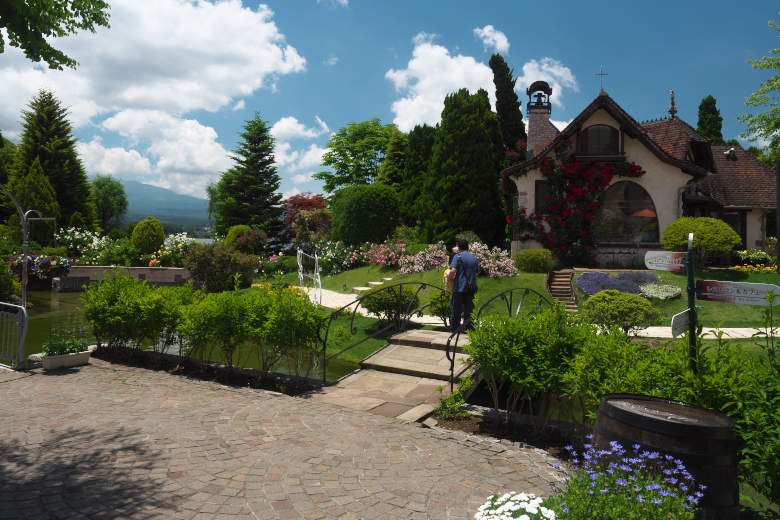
[1,0,779,200]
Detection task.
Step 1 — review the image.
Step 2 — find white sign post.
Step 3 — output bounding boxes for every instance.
[671,309,691,338]
[697,280,780,306]
[645,251,687,272]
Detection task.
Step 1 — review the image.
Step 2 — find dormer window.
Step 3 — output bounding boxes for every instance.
[579,124,620,157]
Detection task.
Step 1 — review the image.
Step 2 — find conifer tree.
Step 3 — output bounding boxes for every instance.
[374,128,408,192]
[697,95,725,144]
[420,89,505,246]
[489,54,526,155]
[8,157,60,245]
[11,89,97,229]
[207,112,284,242]
[398,124,436,226]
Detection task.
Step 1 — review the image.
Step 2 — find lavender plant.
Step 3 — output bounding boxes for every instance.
[576,271,659,296]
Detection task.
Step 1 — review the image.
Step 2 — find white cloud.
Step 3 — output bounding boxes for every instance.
[551,119,573,131]
[282,187,302,199]
[271,116,330,141]
[386,33,495,131]
[232,100,246,112]
[78,110,233,197]
[473,26,510,54]
[324,54,339,66]
[291,172,315,184]
[515,58,578,108]
[0,0,306,135]
[317,0,348,6]
[274,143,328,173]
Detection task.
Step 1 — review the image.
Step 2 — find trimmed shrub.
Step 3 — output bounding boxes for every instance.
[429,289,451,328]
[513,248,553,273]
[583,289,663,334]
[576,271,659,296]
[404,244,429,257]
[224,225,252,246]
[184,242,261,293]
[331,184,399,246]
[455,230,483,247]
[107,228,126,241]
[662,217,742,265]
[131,216,165,255]
[361,282,420,331]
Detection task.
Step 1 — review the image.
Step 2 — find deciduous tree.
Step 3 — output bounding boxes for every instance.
[0,0,111,70]
[91,175,129,233]
[697,95,725,144]
[280,191,328,245]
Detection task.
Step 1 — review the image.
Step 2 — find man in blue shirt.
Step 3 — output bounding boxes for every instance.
[446,239,479,332]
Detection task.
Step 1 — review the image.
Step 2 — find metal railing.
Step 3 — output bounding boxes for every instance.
[0,302,28,370]
[297,249,322,306]
[444,287,553,391]
[317,282,446,383]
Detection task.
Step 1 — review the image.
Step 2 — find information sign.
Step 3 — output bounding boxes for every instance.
[644,251,687,272]
[697,280,780,306]
[671,309,690,338]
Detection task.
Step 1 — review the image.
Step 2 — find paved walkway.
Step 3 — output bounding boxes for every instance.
[0,361,565,520]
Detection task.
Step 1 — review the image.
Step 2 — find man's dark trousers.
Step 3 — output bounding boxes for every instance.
[451,291,475,332]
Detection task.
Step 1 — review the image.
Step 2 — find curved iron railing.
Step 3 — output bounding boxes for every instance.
[318,282,446,383]
[444,287,553,391]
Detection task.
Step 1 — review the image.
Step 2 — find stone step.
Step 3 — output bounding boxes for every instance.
[360,344,471,381]
[383,277,394,281]
[367,281,384,287]
[353,286,371,295]
[388,330,469,354]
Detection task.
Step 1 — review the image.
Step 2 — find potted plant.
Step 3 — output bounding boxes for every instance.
[41,336,92,370]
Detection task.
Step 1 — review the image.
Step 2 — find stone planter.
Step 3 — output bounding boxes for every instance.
[42,351,91,370]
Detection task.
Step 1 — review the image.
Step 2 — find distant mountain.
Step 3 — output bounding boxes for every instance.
[118,179,210,225]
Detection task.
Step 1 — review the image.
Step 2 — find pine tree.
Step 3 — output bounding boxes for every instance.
[374,128,408,192]
[207,112,284,241]
[11,89,97,229]
[420,89,505,246]
[489,54,526,155]
[8,157,60,246]
[697,95,725,144]
[399,124,436,226]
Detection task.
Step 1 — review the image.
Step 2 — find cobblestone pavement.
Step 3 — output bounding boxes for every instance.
[0,361,565,520]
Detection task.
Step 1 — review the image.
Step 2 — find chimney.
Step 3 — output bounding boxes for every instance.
[525,81,556,158]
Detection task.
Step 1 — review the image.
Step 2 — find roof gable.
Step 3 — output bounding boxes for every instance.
[702,144,777,208]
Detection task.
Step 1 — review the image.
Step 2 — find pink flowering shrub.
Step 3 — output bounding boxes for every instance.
[367,240,407,267]
[399,242,449,274]
[469,242,517,278]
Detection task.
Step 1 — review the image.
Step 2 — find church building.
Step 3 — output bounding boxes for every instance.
[500,81,777,266]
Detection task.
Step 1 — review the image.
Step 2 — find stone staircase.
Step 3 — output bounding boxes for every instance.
[360,329,472,382]
[547,270,579,312]
[352,277,394,295]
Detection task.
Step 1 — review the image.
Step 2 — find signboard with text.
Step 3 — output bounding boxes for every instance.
[671,309,691,338]
[697,280,780,306]
[644,251,687,272]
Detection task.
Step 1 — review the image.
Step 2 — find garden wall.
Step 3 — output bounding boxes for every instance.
[55,266,193,292]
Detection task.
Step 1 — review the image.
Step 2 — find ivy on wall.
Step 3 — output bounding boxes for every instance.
[510,143,646,267]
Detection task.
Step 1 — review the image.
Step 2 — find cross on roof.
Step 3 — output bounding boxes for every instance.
[595,66,609,90]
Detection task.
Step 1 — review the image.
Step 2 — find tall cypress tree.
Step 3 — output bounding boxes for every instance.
[8,157,61,245]
[697,95,725,144]
[207,112,284,241]
[399,124,436,226]
[420,89,505,246]
[374,128,408,192]
[489,54,526,155]
[11,89,97,230]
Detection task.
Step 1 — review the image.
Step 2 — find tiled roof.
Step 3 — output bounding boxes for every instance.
[704,145,777,208]
[640,118,709,161]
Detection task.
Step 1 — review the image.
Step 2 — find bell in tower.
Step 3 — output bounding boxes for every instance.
[526,80,553,114]
[525,80,556,158]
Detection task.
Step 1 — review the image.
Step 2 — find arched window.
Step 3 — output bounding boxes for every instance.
[579,125,620,156]
[593,181,659,243]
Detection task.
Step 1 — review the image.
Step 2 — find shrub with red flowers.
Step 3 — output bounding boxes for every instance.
[367,240,407,267]
[512,144,645,267]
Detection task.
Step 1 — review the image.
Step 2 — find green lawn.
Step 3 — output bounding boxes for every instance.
[574,269,780,328]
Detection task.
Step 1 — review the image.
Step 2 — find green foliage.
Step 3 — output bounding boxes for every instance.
[131,216,165,255]
[313,118,398,192]
[513,248,553,273]
[235,227,268,255]
[9,89,97,229]
[489,53,526,154]
[293,208,331,252]
[91,175,128,232]
[420,89,505,246]
[584,290,662,334]
[374,128,408,192]
[697,95,725,144]
[361,282,420,331]
[0,0,110,70]
[183,242,261,293]
[467,306,593,432]
[454,230,483,247]
[404,244,429,257]
[68,211,86,229]
[738,19,780,162]
[224,225,252,246]
[41,245,67,256]
[429,289,450,328]
[207,112,284,240]
[662,217,743,264]
[0,132,16,186]
[107,228,125,241]
[41,336,90,356]
[94,238,141,267]
[399,124,436,226]
[435,376,474,420]
[0,260,20,301]
[330,184,399,246]
[7,157,60,246]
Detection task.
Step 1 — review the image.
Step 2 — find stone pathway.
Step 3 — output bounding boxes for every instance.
[0,361,565,519]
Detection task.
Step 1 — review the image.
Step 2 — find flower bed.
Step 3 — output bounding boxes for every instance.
[9,254,73,279]
[575,271,658,296]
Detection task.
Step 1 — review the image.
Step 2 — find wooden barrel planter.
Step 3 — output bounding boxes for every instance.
[593,393,739,520]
